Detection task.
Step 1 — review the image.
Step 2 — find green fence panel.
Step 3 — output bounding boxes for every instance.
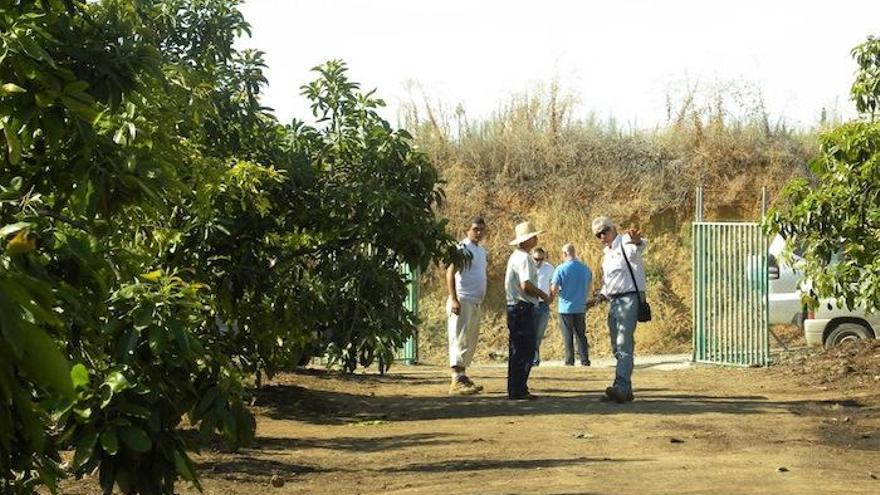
[692,222,769,366]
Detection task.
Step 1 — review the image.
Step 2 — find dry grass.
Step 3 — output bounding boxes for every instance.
[406,83,818,365]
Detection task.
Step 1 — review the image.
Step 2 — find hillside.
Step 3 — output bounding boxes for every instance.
[408,87,818,364]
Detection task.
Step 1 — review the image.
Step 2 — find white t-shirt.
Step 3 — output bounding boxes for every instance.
[536,261,554,294]
[600,233,648,297]
[505,249,539,305]
[455,238,487,303]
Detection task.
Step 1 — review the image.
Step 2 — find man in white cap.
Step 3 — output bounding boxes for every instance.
[589,216,647,403]
[446,217,488,395]
[505,221,552,400]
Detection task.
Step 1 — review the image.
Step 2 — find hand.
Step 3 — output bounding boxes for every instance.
[626,228,642,245]
[450,299,461,315]
[587,293,607,309]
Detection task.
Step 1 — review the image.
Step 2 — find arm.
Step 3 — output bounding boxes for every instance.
[521,280,550,302]
[586,290,607,309]
[446,264,461,315]
[586,267,605,309]
[624,229,648,257]
[584,276,592,308]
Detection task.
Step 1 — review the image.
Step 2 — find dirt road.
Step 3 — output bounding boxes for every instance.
[64,359,880,495]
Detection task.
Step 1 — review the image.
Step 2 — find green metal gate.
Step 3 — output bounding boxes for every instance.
[395,264,419,365]
[692,222,769,366]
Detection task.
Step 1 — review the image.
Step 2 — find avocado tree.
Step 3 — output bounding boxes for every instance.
[2,1,462,493]
[767,35,880,312]
[0,1,256,492]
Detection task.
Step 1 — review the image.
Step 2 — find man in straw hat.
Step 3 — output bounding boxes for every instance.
[504,221,552,400]
[589,216,648,403]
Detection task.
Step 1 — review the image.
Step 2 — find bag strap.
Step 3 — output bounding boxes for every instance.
[620,243,643,305]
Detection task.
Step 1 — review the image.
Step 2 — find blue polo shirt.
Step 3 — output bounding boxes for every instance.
[551,259,592,314]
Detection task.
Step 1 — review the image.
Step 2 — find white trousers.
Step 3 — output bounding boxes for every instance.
[447,298,483,367]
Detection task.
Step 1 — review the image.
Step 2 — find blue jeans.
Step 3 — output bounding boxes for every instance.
[507,301,536,397]
[533,302,550,364]
[559,313,589,365]
[608,293,639,395]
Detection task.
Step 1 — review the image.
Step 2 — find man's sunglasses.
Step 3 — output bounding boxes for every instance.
[595,227,611,239]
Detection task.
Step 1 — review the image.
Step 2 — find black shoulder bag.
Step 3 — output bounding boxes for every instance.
[621,244,652,322]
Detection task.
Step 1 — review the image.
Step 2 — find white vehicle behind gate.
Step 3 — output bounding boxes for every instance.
[768,235,804,327]
[767,235,879,348]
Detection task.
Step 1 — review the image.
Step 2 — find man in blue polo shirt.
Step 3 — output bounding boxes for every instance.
[550,243,592,366]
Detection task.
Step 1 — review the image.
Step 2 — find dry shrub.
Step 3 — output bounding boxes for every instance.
[404,82,817,365]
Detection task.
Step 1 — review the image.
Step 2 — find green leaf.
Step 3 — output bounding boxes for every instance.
[3,125,21,164]
[173,450,195,482]
[63,80,89,94]
[147,326,166,355]
[132,305,153,330]
[119,426,152,453]
[104,371,130,394]
[60,96,98,122]
[139,269,163,282]
[170,320,190,355]
[16,389,45,452]
[99,430,119,455]
[100,371,131,407]
[19,321,73,397]
[117,400,151,419]
[221,409,237,443]
[70,364,90,389]
[0,294,24,358]
[18,36,54,65]
[0,221,34,238]
[116,327,138,361]
[35,92,55,107]
[73,431,98,469]
[0,83,26,95]
[194,386,220,418]
[233,402,256,446]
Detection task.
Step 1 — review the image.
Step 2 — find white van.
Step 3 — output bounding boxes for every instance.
[768,235,804,326]
[768,235,879,348]
[804,302,879,348]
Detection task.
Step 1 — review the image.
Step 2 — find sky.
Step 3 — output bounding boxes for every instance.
[236,0,880,130]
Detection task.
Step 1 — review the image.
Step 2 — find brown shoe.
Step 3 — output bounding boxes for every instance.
[449,378,478,396]
[460,376,484,392]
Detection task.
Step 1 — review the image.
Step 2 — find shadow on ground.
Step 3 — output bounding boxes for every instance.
[254,432,466,453]
[253,372,870,427]
[378,455,643,473]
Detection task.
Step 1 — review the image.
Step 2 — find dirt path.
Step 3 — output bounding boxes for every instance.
[65,361,880,494]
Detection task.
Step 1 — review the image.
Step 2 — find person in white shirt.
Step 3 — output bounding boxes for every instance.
[504,221,551,400]
[446,217,489,395]
[588,216,648,403]
[529,247,554,366]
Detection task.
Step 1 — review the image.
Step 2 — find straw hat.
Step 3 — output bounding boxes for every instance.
[508,221,543,246]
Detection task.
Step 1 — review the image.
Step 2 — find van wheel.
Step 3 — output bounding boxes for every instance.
[824,322,873,349]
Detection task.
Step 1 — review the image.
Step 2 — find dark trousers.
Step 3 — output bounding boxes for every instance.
[507,301,537,397]
[559,313,589,365]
